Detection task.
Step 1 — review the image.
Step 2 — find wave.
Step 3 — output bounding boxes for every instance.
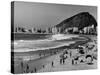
[13,34,79,52]
[13,41,75,52]
[49,34,79,40]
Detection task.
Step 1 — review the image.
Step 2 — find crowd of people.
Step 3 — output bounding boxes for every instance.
[59,41,97,65]
[18,39,97,73]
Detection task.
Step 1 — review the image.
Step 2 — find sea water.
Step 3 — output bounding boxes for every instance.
[13,34,78,52]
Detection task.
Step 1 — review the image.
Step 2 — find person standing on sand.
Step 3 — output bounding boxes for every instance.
[26,64,29,73]
[62,58,65,64]
[60,58,62,64]
[72,59,74,65]
[34,67,37,72]
[52,61,54,67]
[70,51,72,58]
[42,65,45,68]
[21,62,24,73]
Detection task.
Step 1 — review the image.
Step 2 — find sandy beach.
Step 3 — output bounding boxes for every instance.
[12,34,97,74]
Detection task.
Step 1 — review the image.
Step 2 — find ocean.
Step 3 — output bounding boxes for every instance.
[12,33,79,52]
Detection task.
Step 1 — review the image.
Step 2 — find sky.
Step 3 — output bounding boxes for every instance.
[14,1,97,30]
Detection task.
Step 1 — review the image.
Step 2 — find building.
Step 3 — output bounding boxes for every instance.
[31,28,36,33]
[51,26,58,34]
[83,27,88,34]
[73,27,78,33]
[83,24,96,34]
[65,28,69,33]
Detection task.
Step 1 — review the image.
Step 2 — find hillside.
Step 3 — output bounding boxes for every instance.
[56,12,97,33]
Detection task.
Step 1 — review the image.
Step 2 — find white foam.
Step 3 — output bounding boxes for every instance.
[50,34,79,40]
[13,41,75,52]
[13,34,79,52]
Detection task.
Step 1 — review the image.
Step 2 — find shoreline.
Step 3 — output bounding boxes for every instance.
[12,35,97,74]
[12,34,89,53]
[13,41,75,53]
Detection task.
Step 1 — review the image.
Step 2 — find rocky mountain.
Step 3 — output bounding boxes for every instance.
[56,12,97,33]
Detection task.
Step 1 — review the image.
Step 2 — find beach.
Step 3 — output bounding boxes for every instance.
[11,33,97,74]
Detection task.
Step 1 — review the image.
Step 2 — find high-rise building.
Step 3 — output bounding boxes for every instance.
[52,26,58,34]
[32,28,36,33]
[73,27,78,32]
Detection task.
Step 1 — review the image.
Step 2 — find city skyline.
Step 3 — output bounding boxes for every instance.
[14,1,97,30]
